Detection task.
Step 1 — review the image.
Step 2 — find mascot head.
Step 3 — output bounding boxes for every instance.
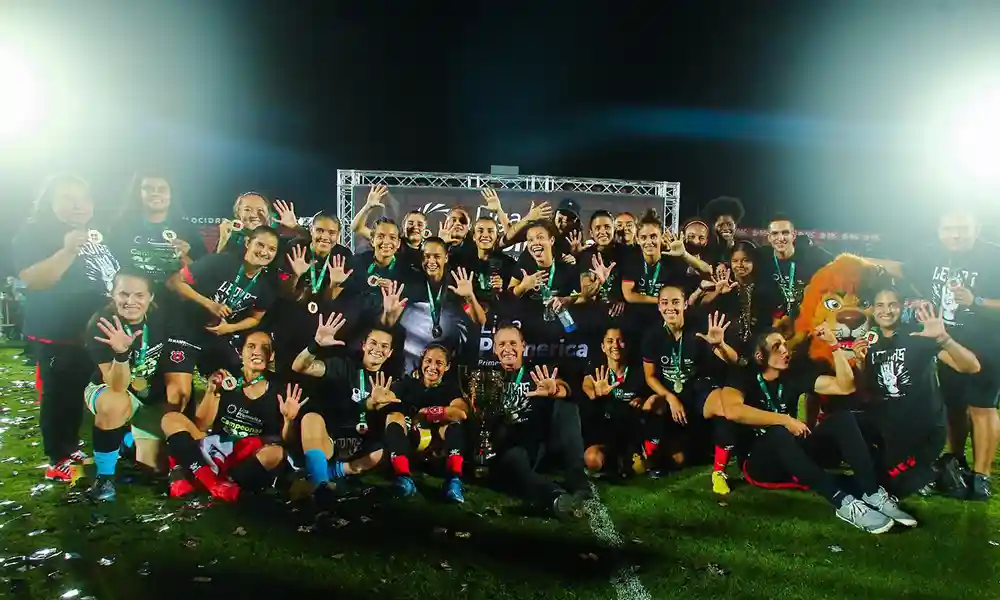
[792,254,883,364]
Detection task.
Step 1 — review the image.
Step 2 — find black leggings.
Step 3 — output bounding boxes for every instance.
[742,411,879,506]
[36,342,92,463]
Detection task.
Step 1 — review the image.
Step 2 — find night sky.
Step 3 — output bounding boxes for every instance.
[3,1,999,243]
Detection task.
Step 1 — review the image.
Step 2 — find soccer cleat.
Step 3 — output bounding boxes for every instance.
[45,458,75,482]
[551,492,585,520]
[395,475,418,498]
[862,487,917,527]
[443,477,465,504]
[69,449,91,464]
[206,480,241,503]
[835,495,894,534]
[168,469,196,499]
[87,477,116,503]
[712,470,731,495]
[969,473,991,502]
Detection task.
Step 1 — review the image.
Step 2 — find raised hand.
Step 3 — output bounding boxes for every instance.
[853,336,870,362]
[326,254,353,287]
[315,312,348,347]
[448,267,475,300]
[592,365,621,397]
[93,316,138,354]
[63,229,89,253]
[911,303,948,340]
[437,220,454,243]
[218,219,234,242]
[278,382,310,421]
[813,323,840,347]
[368,372,399,410]
[714,264,736,294]
[365,184,388,209]
[589,253,617,287]
[273,199,299,229]
[381,280,408,320]
[286,245,313,277]
[608,301,625,318]
[568,230,583,253]
[527,365,560,397]
[663,229,687,257]
[696,311,731,346]
[481,187,502,212]
[561,253,577,266]
[519,268,549,291]
[526,201,553,222]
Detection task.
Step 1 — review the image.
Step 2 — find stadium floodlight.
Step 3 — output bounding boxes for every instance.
[945,87,1000,184]
[0,47,44,139]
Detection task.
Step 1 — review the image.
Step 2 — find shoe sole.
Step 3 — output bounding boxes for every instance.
[837,513,894,534]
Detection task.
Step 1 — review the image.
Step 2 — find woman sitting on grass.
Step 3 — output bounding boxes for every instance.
[160,330,307,503]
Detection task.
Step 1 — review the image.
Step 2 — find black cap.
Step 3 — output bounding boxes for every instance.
[557,198,581,219]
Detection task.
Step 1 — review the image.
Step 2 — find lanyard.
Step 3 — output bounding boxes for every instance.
[122,323,148,372]
[609,366,627,399]
[756,373,783,413]
[237,373,266,387]
[426,280,445,326]
[308,250,329,294]
[643,259,661,296]
[773,254,796,306]
[540,262,557,300]
[358,369,369,427]
[225,265,261,308]
[368,255,396,275]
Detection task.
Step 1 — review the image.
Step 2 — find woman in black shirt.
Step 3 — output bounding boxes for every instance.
[12,174,121,481]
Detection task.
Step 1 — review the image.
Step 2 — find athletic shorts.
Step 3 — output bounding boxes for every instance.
[938,362,1000,409]
[84,382,162,441]
[162,337,200,375]
[198,434,264,476]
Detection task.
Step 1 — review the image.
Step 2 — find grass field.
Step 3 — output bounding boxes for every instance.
[1,346,998,600]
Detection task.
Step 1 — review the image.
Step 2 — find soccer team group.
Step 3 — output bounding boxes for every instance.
[12,174,999,535]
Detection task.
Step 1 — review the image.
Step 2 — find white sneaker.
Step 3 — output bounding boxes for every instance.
[835,495,894,534]
[862,487,917,527]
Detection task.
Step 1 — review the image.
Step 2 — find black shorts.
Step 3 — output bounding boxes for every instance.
[938,362,1000,410]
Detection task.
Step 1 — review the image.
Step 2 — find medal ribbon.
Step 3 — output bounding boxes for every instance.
[609,366,628,400]
[237,373,267,387]
[426,280,445,330]
[669,333,684,390]
[367,255,396,275]
[358,369,369,428]
[225,265,261,309]
[122,323,149,377]
[756,374,783,413]
[540,262,557,302]
[643,259,661,296]
[773,255,797,310]
[308,250,330,294]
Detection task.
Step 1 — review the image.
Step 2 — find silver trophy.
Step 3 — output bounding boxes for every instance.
[468,369,505,478]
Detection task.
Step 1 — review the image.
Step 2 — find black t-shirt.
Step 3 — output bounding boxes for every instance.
[395,376,464,411]
[342,250,407,306]
[179,253,278,325]
[753,243,830,323]
[85,309,169,404]
[620,255,688,298]
[399,272,474,372]
[277,241,352,300]
[472,251,517,302]
[640,319,725,396]
[516,259,580,306]
[213,379,284,441]
[726,363,823,418]
[902,241,1000,333]
[447,237,480,273]
[497,362,545,426]
[312,357,386,426]
[108,217,205,290]
[588,362,647,406]
[12,220,121,343]
[864,331,941,420]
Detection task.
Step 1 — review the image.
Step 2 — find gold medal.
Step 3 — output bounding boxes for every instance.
[87,229,103,244]
[307,301,319,314]
[356,422,369,435]
[221,376,238,391]
[131,377,148,392]
[232,220,244,231]
[162,229,177,242]
[367,275,380,287]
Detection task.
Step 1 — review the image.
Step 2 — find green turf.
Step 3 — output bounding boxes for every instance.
[0,347,997,600]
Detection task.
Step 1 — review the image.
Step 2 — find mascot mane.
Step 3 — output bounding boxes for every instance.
[792,253,882,364]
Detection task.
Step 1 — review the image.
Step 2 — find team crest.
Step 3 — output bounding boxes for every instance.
[367,275,380,287]
[169,350,185,363]
[307,301,318,314]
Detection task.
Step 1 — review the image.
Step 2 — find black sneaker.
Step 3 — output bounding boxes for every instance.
[551,492,584,520]
[969,473,991,502]
[87,476,116,503]
[935,455,969,499]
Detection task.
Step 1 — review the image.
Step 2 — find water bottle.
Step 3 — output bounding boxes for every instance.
[557,306,577,333]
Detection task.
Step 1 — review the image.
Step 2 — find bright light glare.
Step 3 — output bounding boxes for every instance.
[0,49,44,138]
[943,88,1000,183]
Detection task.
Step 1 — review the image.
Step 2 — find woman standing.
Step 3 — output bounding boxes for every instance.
[109,173,205,413]
[12,175,120,481]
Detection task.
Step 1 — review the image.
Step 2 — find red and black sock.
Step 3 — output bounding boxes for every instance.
[444,423,465,478]
[384,421,411,476]
[713,445,732,472]
[166,431,206,473]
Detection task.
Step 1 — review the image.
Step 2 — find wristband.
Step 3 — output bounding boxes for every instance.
[462,303,471,313]
[424,405,448,424]
[113,351,130,363]
[306,341,320,356]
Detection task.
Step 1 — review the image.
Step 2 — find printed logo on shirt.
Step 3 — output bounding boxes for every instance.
[170,350,186,363]
[502,381,533,424]
[931,266,979,325]
[79,242,120,294]
[872,347,910,398]
[212,280,259,313]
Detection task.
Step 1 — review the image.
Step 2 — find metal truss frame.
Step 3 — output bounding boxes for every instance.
[336,169,681,251]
